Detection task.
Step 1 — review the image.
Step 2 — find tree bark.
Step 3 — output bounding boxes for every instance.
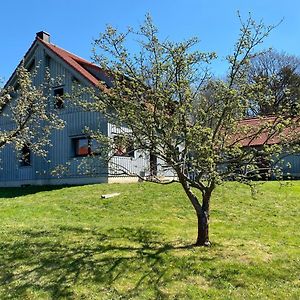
[195,191,211,246]
[195,210,210,246]
[176,171,212,246]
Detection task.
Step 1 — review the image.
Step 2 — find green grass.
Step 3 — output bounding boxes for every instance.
[0,182,299,299]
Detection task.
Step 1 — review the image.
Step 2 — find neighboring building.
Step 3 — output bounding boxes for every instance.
[237,117,300,179]
[0,32,174,187]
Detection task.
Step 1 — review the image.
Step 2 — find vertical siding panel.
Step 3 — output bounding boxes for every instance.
[107,122,150,179]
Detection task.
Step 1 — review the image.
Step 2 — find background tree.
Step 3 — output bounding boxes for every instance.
[247,49,300,115]
[0,65,64,157]
[75,14,300,246]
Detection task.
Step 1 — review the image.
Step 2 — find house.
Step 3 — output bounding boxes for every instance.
[0,32,174,187]
[235,117,300,179]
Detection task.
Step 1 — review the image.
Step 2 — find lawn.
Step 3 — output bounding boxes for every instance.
[0,181,299,299]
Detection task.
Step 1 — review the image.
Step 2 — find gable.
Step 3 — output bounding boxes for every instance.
[37,37,110,90]
[5,32,110,91]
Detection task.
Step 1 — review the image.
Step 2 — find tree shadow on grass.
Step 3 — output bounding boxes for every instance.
[0,185,72,199]
[0,226,218,299]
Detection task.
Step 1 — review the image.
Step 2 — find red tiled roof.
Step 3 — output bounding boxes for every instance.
[236,116,300,147]
[238,116,276,126]
[37,37,108,91]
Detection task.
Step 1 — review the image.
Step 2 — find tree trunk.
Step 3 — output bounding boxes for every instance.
[195,191,211,246]
[176,171,212,246]
[195,210,210,246]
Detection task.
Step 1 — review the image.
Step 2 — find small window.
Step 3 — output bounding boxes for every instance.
[114,136,135,157]
[20,145,31,166]
[72,137,100,157]
[27,59,35,73]
[45,54,51,68]
[54,87,64,109]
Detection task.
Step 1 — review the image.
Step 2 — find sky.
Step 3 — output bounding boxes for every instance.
[1,0,300,82]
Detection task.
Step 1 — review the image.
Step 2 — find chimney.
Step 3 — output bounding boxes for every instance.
[36,31,50,43]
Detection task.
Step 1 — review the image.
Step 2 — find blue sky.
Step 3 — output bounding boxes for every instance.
[1,0,299,81]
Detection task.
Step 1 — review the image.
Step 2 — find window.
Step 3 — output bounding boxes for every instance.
[45,54,51,68]
[53,87,64,109]
[26,59,35,73]
[20,145,31,166]
[72,137,99,157]
[114,136,135,157]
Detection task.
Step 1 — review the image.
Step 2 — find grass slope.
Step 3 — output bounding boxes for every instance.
[0,182,299,299]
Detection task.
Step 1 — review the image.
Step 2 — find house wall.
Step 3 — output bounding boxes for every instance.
[107,123,148,179]
[0,42,109,187]
[276,153,300,178]
[107,123,177,182]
